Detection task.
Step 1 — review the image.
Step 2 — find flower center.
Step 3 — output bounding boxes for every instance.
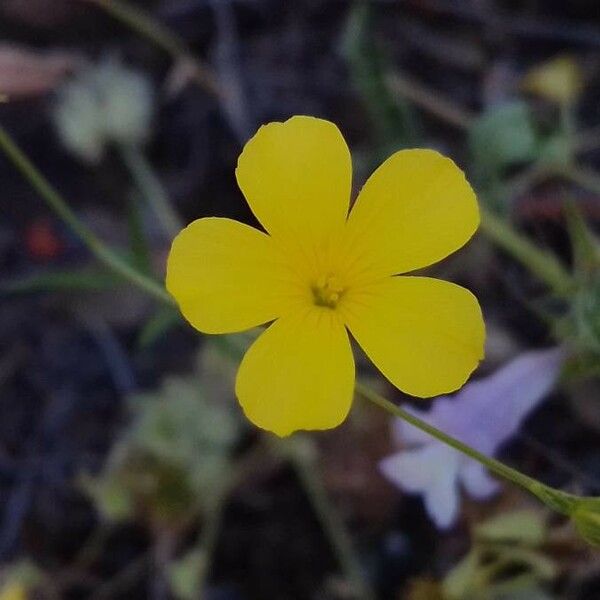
[311,274,346,309]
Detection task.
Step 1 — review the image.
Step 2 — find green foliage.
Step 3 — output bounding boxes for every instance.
[555,202,600,365]
[137,305,181,348]
[126,195,153,275]
[168,547,207,600]
[0,560,42,596]
[570,497,600,547]
[565,201,600,278]
[442,509,556,600]
[82,349,243,526]
[474,510,546,546]
[470,102,538,174]
[0,268,119,295]
[468,102,538,210]
[536,132,572,168]
[343,2,419,160]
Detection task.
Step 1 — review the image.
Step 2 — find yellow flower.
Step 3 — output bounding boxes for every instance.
[167,116,485,436]
[521,55,583,106]
[0,583,27,600]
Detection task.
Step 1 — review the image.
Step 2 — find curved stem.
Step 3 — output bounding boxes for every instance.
[85,0,218,96]
[288,442,375,600]
[355,381,579,516]
[0,124,174,305]
[119,144,182,239]
[195,497,226,599]
[560,163,600,197]
[479,206,574,295]
[386,70,473,130]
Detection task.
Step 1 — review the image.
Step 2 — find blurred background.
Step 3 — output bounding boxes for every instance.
[1,0,600,598]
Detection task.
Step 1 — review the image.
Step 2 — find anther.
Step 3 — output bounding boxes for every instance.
[311,274,346,309]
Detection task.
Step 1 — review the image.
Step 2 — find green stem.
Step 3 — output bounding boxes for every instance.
[195,497,226,599]
[560,163,600,197]
[355,381,579,516]
[479,206,574,295]
[0,124,174,305]
[86,0,218,96]
[119,144,182,239]
[289,443,375,600]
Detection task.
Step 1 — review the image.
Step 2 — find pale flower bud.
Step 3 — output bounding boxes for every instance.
[53,57,153,163]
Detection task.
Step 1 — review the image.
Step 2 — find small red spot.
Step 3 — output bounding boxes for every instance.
[25,219,63,262]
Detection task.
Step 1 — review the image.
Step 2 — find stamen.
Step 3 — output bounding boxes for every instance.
[312,274,346,309]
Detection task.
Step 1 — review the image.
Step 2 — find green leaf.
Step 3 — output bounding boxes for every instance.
[490,582,555,600]
[571,497,600,547]
[469,101,538,181]
[126,194,152,275]
[80,473,134,521]
[490,546,556,581]
[475,510,547,546]
[537,133,572,168]
[127,372,242,510]
[168,548,206,600]
[0,268,119,295]
[137,305,181,349]
[564,200,600,280]
[342,2,419,156]
[443,550,480,600]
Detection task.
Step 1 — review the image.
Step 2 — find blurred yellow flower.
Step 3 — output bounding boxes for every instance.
[0,583,27,600]
[521,55,583,106]
[167,116,485,436]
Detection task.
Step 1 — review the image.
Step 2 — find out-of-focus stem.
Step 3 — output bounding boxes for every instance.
[85,0,219,96]
[479,206,574,295]
[195,496,226,599]
[0,124,173,305]
[119,144,182,239]
[289,443,375,600]
[560,163,600,198]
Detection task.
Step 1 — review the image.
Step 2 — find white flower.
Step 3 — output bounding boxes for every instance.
[53,57,153,163]
[380,347,566,529]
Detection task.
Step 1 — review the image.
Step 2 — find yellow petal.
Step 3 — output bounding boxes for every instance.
[343,149,479,282]
[343,276,484,397]
[236,116,352,252]
[521,55,583,105]
[166,217,297,334]
[235,308,355,436]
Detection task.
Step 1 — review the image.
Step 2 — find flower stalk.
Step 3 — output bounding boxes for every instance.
[355,381,598,527]
[479,206,574,295]
[285,438,375,600]
[84,0,218,96]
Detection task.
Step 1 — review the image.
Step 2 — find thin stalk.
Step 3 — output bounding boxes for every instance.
[194,487,228,600]
[290,448,375,600]
[479,206,574,295]
[152,529,177,600]
[560,163,600,197]
[119,144,182,239]
[386,71,473,129]
[85,0,218,96]
[355,381,579,516]
[0,124,173,305]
